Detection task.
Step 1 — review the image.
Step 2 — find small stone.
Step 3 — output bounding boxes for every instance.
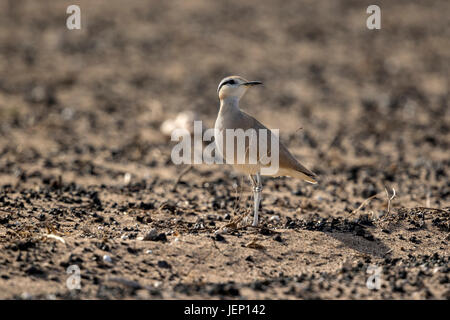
[21,292,32,300]
[142,229,167,242]
[215,234,226,242]
[215,227,228,235]
[103,255,112,264]
[143,228,158,241]
[433,267,442,274]
[157,260,171,269]
[410,236,421,244]
[273,234,283,242]
[123,173,131,185]
[26,265,45,276]
[269,215,280,223]
[139,201,155,210]
[156,233,167,242]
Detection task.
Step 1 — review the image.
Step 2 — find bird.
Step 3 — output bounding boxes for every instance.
[214,75,317,227]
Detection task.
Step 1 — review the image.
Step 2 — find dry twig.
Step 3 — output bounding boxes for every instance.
[385,187,396,215]
[350,193,381,216]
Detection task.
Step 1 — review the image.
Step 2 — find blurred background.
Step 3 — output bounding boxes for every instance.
[0,0,448,299]
[0,0,448,203]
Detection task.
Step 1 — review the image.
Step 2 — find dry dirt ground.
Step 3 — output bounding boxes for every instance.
[0,0,448,299]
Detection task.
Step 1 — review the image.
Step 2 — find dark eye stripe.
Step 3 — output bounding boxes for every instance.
[217,79,236,92]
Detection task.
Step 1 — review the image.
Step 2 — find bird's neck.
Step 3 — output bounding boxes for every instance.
[219,97,240,116]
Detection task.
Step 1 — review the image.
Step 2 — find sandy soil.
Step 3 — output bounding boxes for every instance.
[0,0,448,299]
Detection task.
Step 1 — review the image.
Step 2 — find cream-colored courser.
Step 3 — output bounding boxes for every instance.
[214,75,317,227]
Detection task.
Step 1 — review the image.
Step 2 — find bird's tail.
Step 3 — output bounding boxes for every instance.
[287,168,318,184]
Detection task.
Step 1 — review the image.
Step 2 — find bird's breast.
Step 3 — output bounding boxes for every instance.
[214,117,225,157]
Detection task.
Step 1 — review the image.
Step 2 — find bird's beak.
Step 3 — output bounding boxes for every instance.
[242,81,263,87]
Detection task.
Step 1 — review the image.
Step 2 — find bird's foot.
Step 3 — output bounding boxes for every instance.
[252,186,262,193]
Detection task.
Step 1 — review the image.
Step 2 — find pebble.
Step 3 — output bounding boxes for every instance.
[433,267,442,274]
[215,227,228,235]
[21,292,32,300]
[123,173,131,184]
[103,255,112,264]
[61,107,74,120]
[273,234,283,242]
[157,260,171,269]
[269,215,280,223]
[215,234,226,242]
[143,228,158,241]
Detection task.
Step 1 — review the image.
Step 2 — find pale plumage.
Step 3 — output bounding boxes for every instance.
[214,75,317,226]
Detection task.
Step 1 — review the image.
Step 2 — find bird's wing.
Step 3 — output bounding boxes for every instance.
[240,111,317,183]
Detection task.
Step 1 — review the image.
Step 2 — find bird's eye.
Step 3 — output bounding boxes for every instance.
[217,79,237,93]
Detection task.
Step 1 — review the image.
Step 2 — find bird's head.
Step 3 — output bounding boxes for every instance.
[217,76,262,101]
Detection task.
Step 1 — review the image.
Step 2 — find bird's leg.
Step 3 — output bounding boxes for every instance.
[252,173,262,227]
[248,174,257,225]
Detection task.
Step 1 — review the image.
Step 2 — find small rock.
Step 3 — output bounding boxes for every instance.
[410,236,421,244]
[156,233,167,242]
[142,229,167,242]
[139,201,155,210]
[21,292,32,300]
[215,234,226,242]
[273,234,283,242]
[123,173,131,185]
[26,265,46,277]
[215,227,228,235]
[269,215,280,223]
[143,228,158,241]
[157,260,171,269]
[103,255,112,264]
